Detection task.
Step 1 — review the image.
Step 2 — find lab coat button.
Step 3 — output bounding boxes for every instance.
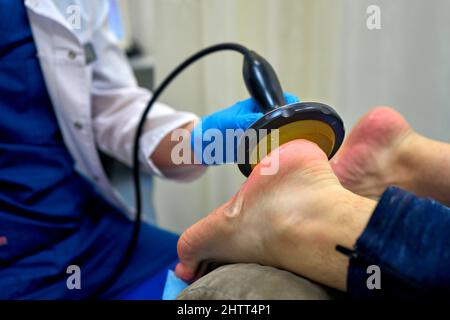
[74,121,83,130]
[68,50,77,60]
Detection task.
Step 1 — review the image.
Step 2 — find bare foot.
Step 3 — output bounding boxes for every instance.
[176,140,375,291]
[330,107,414,199]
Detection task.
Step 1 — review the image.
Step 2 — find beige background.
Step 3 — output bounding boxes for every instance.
[121,0,450,233]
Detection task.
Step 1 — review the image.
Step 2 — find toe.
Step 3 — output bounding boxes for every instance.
[175,263,195,282]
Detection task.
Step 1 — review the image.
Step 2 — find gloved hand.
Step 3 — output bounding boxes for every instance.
[191,92,299,165]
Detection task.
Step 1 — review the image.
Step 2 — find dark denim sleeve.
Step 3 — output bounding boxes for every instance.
[346,186,450,299]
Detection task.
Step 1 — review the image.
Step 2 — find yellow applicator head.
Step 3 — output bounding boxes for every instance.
[237,102,344,177]
[237,50,345,177]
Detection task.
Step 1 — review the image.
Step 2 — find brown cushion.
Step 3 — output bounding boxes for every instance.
[177,263,341,300]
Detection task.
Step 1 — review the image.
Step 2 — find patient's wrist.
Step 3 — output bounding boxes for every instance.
[280,189,376,291]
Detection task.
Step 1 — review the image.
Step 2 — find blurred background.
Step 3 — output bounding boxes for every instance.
[112,0,450,233]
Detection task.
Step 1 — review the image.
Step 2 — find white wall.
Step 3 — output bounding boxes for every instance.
[124,0,450,233]
[337,0,450,140]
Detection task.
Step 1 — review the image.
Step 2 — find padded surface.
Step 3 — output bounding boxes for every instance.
[177,263,341,300]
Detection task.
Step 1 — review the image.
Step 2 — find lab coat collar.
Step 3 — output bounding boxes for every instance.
[24,0,109,44]
[24,0,74,37]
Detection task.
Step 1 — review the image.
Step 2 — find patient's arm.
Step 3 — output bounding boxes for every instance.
[331,107,450,205]
[176,139,376,291]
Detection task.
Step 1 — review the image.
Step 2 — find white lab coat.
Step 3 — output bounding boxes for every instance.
[24,0,203,215]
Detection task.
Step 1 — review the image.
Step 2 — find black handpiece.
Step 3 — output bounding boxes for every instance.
[242,51,286,112]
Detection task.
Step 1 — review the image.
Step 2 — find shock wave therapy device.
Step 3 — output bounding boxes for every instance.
[238,50,344,176]
[94,43,345,297]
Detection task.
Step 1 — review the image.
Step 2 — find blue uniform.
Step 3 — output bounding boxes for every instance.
[348,187,450,299]
[0,1,177,299]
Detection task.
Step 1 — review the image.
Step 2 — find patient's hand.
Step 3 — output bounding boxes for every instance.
[176,140,376,291]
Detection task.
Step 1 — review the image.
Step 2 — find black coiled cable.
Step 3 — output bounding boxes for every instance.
[92,43,250,299]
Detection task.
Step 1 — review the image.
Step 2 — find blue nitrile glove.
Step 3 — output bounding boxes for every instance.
[191,92,299,165]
